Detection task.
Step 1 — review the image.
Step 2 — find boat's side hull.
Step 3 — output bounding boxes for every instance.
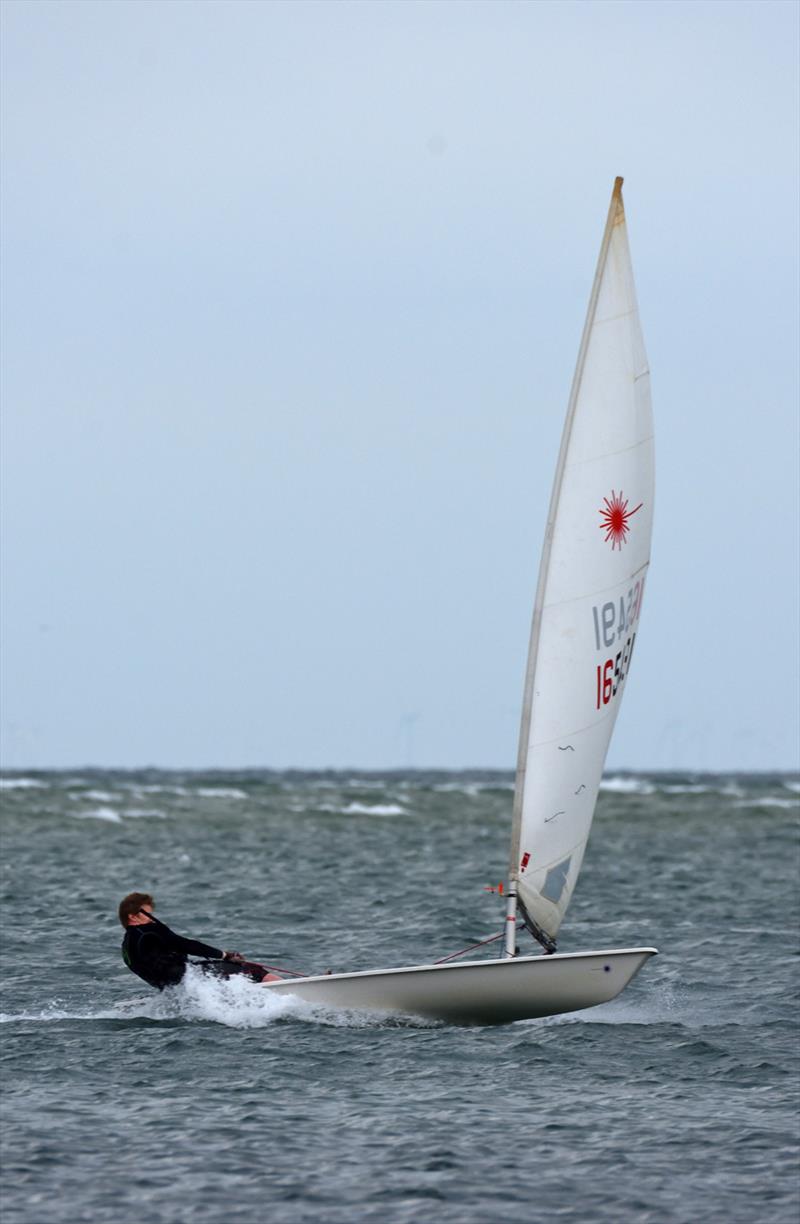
[262,947,657,1025]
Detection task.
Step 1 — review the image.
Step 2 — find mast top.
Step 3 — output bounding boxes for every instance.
[612,176,625,224]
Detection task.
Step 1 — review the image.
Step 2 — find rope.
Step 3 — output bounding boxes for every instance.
[434,924,523,965]
[256,922,530,978]
[254,962,309,978]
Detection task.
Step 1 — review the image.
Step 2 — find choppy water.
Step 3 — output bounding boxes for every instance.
[1,770,798,1223]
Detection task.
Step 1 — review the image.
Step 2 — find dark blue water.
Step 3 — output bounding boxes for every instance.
[1,770,798,1222]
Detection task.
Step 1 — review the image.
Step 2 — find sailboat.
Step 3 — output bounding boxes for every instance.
[265,177,656,1024]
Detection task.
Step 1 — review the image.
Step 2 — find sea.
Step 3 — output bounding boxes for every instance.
[0,769,798,1224]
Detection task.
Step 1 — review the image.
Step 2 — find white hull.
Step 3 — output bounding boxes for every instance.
[263,946,657,1025]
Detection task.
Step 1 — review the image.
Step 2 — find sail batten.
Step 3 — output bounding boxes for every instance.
[508,179,654,947]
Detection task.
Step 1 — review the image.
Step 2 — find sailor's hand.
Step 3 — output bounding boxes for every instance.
[223,950,245,963]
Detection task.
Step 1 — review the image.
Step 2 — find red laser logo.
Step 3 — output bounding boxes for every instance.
[598,490,642,550]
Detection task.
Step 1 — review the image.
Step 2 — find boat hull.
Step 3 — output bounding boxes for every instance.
[262,946,657,1025]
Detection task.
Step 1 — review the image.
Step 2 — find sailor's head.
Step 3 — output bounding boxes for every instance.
[118,891,155,928]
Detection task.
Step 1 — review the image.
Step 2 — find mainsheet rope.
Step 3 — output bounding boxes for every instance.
[251,924,529,978]
[434,922,524,965]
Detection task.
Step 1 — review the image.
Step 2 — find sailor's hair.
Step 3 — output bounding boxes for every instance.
[118,891,154,928]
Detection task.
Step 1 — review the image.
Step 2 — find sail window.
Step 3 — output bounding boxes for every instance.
[541,857,572,904]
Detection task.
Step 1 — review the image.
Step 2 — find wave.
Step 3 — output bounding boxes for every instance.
[532,981,737,1031]
[195,787,248,799]
[598,778,791,800]
[127,784,190,797]
[0,777,47,790]
[735,797,800,811]
[341,802,406,816]
[0,1001,165,1024]
[69,805,166,822]
[432,782,514,795]
[72,807,122,823]
[600,777,656,795]
[659,784,716,795]
[314,801,407,816]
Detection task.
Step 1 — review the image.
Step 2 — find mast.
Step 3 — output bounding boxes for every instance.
[505,178,628,957]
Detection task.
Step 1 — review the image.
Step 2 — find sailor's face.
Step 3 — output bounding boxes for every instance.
[129,904,154,926]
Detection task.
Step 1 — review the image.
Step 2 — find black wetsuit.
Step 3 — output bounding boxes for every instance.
[122,919,225,990]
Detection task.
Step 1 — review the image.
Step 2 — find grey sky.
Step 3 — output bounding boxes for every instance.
[1,0,798,771]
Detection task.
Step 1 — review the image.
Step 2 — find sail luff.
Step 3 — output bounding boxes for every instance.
[508,178,626,882]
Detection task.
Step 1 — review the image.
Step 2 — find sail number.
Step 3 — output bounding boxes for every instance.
[592,577,645,650]
[596,633,636,708]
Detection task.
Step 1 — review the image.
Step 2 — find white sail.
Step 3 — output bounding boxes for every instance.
[508,178,654,948]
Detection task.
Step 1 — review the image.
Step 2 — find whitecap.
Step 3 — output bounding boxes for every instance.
[126,808,167,819]
[735,797,800,811]
[195,787,248,800]
[133,784,189,796]
[599,777,656,795]
[73,807,122,823]
[0,777,46,790]
[433,781,513,794]
[783,780,800,794]
[0,996,166,1024]
[312,800,406,816]
[659,784,715,795]
[341,802,406,816]
[432,783,482,797]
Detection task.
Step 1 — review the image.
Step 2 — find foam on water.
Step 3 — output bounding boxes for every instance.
[128,783,190,796]
[195,787,248,799]
[660,783,716,794]
[180,970,433,1029]
[735,796,800,810]
[314,800,408,816]
[538,980,731,1031]
[0,997,169,1024]
[432,781,516,796]
[175,966,308,1026]
[599,776,656,795]
[72,806,122,823]
[341,801,406,816]
[0,777,47,789]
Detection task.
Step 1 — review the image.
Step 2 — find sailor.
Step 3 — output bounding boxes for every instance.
[118,892,281,989]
